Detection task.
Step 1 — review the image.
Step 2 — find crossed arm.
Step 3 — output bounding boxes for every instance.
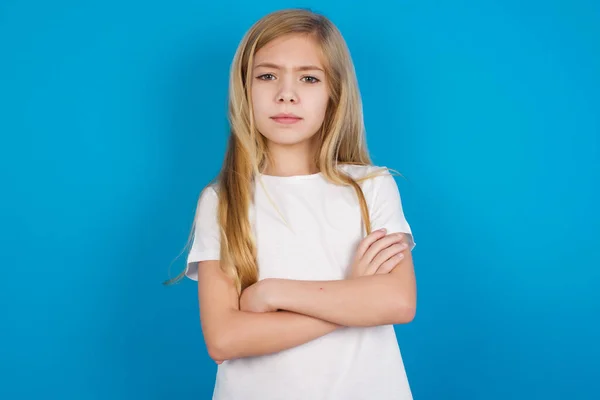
[196,232,416,362]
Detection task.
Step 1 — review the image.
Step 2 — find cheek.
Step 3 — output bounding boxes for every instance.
[307,90,329,120]
[251,88,271,118]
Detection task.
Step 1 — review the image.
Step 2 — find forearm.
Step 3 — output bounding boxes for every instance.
[208,309,340,361]
[268,275,415,327]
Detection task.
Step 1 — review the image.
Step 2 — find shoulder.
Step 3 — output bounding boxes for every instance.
[203,183,219,197]
[196,183,220,212]
[337,163,402,201]
[338,163,393,184]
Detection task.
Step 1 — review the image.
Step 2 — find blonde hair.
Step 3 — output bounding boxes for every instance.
[165,8,399,292]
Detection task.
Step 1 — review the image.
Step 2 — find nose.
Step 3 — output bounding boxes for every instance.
[276,80,298,104]
[277,93,296,103]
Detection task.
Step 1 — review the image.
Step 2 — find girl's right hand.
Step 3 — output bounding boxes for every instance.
[348,228,409,278]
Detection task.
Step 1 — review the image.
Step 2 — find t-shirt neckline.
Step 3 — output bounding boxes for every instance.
[257,171,323,182]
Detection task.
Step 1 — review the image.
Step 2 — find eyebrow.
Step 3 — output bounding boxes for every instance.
[253,62,324,72]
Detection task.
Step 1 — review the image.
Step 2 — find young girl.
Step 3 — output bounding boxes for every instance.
[170,8,417,400]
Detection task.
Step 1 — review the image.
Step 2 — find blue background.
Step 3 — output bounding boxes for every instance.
[1,1,598,399]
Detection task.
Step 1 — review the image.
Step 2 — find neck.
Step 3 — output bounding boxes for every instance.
[263,138,319,177]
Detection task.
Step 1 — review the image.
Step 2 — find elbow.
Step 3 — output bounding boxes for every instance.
[206,335,231,362]
[205,331,234,362]
[203,310,239,362]
[397,304,416,324]
[206,341,225,362]
[391,297,416,324]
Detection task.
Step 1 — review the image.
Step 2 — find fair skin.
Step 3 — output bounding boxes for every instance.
[198,33,416,363]
[240,231,416,327]
[251,33,328,176]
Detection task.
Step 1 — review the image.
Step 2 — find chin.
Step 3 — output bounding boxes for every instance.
[261,129,318,147]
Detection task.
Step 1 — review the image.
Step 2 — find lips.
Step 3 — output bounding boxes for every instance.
[271,113,302,124]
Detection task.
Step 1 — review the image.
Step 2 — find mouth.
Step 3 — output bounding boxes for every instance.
[270,113,303,125]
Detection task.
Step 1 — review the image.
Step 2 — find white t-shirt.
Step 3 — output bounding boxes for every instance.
[186,164,416,400]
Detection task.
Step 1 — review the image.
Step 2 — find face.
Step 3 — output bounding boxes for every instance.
[250,34,329,149]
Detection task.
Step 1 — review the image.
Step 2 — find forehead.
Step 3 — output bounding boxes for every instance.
[253,34,324,67]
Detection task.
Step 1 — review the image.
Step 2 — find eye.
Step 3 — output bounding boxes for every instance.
[301,76,320,84]
[256,73,276,80]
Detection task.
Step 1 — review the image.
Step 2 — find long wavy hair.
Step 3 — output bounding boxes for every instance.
[165,9,393,292]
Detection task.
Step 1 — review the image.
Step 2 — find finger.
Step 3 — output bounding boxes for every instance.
[375,253,405,274]
[366,242,408,275]
[355,229,387,260]
[363,233,405,265]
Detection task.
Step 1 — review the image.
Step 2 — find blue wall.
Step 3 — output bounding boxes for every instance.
[1,1,598,399]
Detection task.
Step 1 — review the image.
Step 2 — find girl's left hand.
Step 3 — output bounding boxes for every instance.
[240,279,278,313]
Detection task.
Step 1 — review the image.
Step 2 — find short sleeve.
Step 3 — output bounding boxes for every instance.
[185,186,221,281]
[369,168,416,251]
